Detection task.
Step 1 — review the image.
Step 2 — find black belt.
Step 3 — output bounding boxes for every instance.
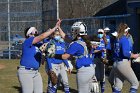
[83,64,91,67]
[77,64,92,69]
[117,59,129,61]
[17,66,38,70]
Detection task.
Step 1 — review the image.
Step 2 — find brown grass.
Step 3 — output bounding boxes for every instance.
[0,59,140,93]
[0,64,5,69]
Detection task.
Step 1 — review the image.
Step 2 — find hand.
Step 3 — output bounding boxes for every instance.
[133,57,140,63]
[133,54,139,59]
[102,58,109,64]
[67,68,71,74]
[100,49,105,52]
[102,49,106,52]
[47,53,55,58]
[55,19,61,28]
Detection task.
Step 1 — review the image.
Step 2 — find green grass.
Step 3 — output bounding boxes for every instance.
[0,59,140,93]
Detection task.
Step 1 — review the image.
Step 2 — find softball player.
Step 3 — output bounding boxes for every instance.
[17,20,61,93]
[46,28,70,93]
[104,27,113,66]
[125,27,134,52]
[113,23,139,93]
[108,31,118,91]
[51,21,95,93]
[94,29,107,93]
[104,27,111,50]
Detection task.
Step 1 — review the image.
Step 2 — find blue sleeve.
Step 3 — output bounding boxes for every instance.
[121,37,131,58]
[90,48,95,61]
[24,37,34,47]
[43,38,50,43]
[106,35,111,50]
[96,46,101,50]
[63,60,69,68]
[35,42,43,48]
[66,42,79,55]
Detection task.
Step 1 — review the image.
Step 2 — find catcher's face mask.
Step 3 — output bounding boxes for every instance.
[71,21,87,40]
[71,28,80,40]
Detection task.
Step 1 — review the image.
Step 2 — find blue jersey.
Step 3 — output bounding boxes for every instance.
[95,39,106,58]
[90,48,95,61]
[106,35,111,50]
[66,40,93,69]
[43,38,50,43]
[111,37,119,61]
[46,39,69,70]
[20,37,42,69]
[114,35,131,61]
[127,36,133,52]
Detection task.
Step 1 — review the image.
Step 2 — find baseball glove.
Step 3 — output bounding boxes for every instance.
[45,41,56,57]
[48,70,58,86]
[90,76,100,93]
[39,43,48,52]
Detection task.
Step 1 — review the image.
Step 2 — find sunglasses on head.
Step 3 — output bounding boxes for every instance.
[30,31,38,35]
[98,32,103,34]
[55,34,60,36]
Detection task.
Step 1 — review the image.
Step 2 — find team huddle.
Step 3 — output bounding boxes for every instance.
[17,19,140,93]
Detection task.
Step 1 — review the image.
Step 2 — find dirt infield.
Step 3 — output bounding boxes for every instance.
[0,64,5,69]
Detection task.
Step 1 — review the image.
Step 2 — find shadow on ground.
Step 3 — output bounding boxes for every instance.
[71,70,77,74]
[57,85,78,93]
[12,86,46,93]
[12,86,22,93]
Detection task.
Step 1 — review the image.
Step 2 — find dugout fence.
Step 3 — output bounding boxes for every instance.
[61,14,131,35]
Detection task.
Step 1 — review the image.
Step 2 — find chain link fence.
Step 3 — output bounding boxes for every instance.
[0,0,132,59]
[0,0,58,59]
[0,0,43,59]
[61,14,131,35]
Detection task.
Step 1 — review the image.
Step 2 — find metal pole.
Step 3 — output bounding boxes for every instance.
[8,0,11,59]
[56,0,59,19]
[103,18,105,28]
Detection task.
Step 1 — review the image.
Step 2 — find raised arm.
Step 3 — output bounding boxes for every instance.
[32,19,61,44]
[57,19,65,39]
[58,26,66,39]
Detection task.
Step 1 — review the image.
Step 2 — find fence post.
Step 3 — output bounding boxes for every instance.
[8,0,11,59]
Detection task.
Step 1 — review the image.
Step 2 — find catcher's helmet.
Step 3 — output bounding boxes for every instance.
[71,22,87,40]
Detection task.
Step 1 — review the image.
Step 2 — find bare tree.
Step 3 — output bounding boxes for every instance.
[59,0,115,19]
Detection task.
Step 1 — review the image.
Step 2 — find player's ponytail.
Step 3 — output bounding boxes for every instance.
[81,35,92,53]
[24,27,30,38]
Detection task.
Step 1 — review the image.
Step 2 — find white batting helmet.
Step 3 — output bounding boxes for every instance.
[71,22,87,40]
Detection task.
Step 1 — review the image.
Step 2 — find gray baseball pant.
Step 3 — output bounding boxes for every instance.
[113,59,139,91]
[77,65,95,93]
[17,68,43,93]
